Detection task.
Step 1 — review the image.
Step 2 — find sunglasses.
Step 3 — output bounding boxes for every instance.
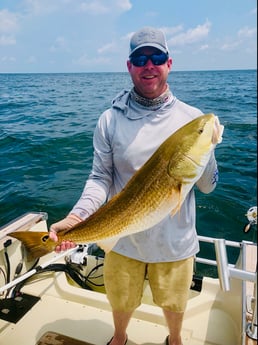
[130,52,168,67]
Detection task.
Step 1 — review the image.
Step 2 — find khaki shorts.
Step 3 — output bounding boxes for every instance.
[103,251,194,313]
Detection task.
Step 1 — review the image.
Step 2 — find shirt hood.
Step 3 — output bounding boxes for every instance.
[111,89,176,120]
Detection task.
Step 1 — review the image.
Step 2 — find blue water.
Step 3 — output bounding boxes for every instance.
[0,70,257,274]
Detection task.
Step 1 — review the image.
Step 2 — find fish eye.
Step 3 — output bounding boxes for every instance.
[198,128,204,134]
[42,235,49,242]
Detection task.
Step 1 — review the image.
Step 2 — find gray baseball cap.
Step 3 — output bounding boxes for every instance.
[129,27,169,57]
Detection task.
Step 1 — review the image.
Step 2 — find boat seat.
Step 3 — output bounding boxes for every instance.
[36,331,95,345]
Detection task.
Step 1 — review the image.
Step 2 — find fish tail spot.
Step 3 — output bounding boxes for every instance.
[8,231,53,260]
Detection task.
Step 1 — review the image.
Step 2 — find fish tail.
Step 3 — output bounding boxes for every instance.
[8,231,55,260]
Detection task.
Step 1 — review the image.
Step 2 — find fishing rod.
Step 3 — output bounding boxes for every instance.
[0,246,78,294]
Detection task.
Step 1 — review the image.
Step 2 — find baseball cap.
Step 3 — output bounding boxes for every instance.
[129,27,169,57]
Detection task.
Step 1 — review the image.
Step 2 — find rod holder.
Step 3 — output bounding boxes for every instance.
[246,277,257,340]
[214,239,231,291]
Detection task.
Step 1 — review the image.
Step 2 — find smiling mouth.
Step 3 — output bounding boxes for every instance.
[142,75,156,79]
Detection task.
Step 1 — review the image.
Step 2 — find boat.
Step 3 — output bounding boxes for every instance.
[0,208,256,345]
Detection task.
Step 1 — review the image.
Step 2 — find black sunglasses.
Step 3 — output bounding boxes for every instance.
[130,52,168,67]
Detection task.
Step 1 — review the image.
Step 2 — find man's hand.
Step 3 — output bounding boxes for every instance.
[49,214,81,252]
[212,116,224,145]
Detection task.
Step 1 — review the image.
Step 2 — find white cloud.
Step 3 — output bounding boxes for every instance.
[80,0,132,15]
[238,26,257,39]
[23,0,62,15]
[1,56,16,63]
[167,21,211,46]
[123,31,134,41]
[199,44,209,51]
[80,1,109,14]
[221,40,241,51]
[27,55,37,64]
[98,42,116,54]
[162,25,184,36]
[73,53,110,66]
[219,25,257,53]
[50,36,69,52]
[0,9,20,46]
[0,9,19,33]
[0,35,16,46]
[115,0,132,12]
[145,11,158,18]
[22,0,132,16]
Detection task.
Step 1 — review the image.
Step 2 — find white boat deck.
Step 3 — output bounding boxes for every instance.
[0,213,256,345]
[0,262,242,345]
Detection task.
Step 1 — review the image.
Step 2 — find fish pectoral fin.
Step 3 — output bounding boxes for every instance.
[97,237,120,253]
[169,184,183,217]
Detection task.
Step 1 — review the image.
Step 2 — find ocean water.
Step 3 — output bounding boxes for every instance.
[0,70,257,274]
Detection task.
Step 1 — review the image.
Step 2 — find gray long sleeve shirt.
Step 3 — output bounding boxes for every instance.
[71,89,218,262]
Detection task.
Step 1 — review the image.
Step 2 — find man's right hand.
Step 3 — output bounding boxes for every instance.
[49,214,82,252]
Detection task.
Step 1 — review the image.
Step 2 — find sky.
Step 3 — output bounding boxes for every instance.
[0,0,257,73]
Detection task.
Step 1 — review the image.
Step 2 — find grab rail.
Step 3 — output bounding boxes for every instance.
[0,212,48,241]
[196,235,257,344]
[196,236,256,287]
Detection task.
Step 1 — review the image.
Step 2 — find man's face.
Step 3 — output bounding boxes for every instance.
[127,47,172,99]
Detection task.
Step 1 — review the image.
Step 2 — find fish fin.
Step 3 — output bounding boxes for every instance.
[8,231,55,260]
[97,237,119,253]
[169,184,183,217]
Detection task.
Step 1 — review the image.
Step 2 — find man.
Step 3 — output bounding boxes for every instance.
[50,27,220,345]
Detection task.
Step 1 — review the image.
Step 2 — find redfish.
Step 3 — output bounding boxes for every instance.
[9,114,223,259]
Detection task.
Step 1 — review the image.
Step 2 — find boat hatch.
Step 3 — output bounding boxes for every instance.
[0,293,40,323]
[37,331,94,345]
